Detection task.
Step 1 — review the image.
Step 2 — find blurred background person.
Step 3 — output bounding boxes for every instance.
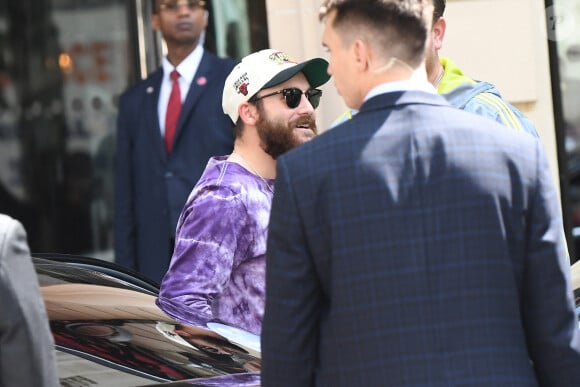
[115,0,236,283]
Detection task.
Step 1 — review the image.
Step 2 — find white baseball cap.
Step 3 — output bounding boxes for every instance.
[222,49,330,123]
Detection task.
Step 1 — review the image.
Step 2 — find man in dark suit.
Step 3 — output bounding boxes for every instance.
[0,214,59,387]
[115,0,236,283]
[261,0,580,386]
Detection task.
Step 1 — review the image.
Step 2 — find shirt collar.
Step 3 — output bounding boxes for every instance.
[365,78,436,102]
[162,44,204,84]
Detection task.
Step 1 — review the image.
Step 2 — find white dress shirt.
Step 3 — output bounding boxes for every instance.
[158,45,204,135]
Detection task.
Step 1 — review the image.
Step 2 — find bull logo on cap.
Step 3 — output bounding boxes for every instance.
[234,73,250,96]
[238,82,249,96]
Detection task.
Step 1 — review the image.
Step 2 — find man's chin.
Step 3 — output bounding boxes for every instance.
[295,128,317,142]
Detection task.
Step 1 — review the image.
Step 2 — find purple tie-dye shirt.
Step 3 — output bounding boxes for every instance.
[157,156,273,335]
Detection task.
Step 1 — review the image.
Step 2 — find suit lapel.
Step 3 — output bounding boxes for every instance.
[143,69,167,162]
[173,52,215,147]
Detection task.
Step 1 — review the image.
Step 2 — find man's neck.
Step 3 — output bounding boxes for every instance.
[427,57,444,88]
[229,140,276,179]
[362,61,429,98]
[166,42,199,67]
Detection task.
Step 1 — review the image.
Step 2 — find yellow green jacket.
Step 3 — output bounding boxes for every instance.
[333,58,539,138]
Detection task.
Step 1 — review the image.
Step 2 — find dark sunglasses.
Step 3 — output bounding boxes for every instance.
[250,87,323,109]
[160,0,205,12]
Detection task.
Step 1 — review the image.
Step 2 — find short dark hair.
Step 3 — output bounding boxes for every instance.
[319,0,431,68]
[433,0,445,21]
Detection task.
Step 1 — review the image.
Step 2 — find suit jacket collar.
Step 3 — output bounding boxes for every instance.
[143,51,221,162]
[359,90,449,116]
[140,69,166,161]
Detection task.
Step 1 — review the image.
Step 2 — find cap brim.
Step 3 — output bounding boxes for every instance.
[262,58,330,90]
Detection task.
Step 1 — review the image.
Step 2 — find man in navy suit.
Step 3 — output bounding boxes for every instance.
[115,0,236,283]
[261,0,580,386]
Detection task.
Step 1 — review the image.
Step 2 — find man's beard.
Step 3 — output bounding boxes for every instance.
[255,113,317,159]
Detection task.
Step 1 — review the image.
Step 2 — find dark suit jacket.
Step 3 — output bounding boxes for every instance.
[0,214,59,387]
[261,91,580,386]
[115,51,236,284]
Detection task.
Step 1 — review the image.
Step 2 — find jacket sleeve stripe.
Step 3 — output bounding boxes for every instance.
[474,92,524,132]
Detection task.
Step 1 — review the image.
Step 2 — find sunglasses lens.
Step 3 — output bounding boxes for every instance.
[282,88,322,109]
[306,89,322,109]
[254,88,322,109]
[283,88,302,109]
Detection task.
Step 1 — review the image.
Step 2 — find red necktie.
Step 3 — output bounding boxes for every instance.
[165,70,181,153]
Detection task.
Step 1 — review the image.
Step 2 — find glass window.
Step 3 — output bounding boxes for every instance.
[0,0,267,262]
[0,0,132,260]
[210,0,268,59]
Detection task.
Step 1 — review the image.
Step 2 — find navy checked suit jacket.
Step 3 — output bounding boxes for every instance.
[261,90,580,386]
[115,51,236,284]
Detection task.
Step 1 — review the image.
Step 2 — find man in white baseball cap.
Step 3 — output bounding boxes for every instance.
[222,49,330,124]
[157,49,330,335]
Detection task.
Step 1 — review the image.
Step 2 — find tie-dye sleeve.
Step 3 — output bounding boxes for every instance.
[157,185,250,327]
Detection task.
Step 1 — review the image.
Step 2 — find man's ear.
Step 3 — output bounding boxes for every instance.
[432,17,446,51]
[202,10,209,28]
[353,39,370,71]
[238,102,258,126]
